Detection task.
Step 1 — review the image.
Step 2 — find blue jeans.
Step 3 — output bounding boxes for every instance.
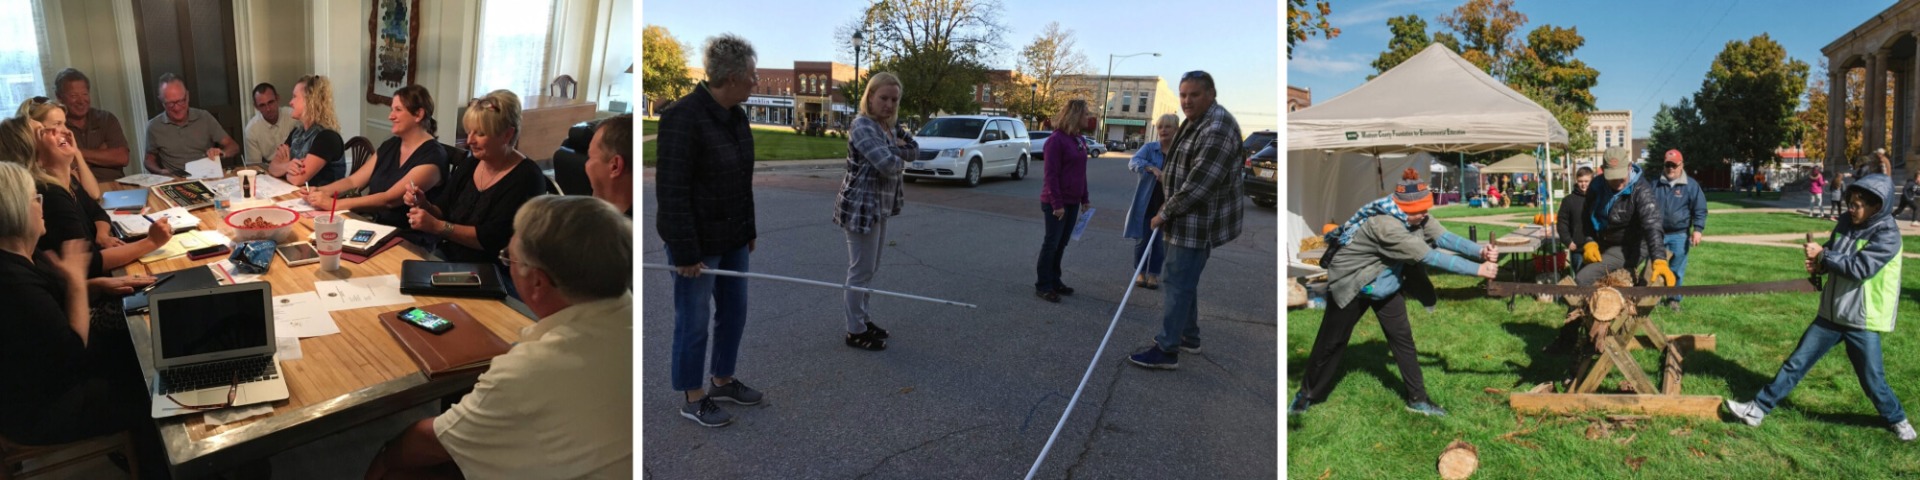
[1662,231,1691,301]
[1132,233,1165,277]
[1753,318,1907,424]
[1155,244,1212,352]
[669,245,751,392]
[1035,203,1080,292]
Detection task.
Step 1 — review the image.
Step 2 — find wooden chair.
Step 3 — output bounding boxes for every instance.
[1,432,138,479]
[345,136,375,177]
[548,75,577,99]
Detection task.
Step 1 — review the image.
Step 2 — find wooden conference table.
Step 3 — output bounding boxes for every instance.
[103,173,534,478]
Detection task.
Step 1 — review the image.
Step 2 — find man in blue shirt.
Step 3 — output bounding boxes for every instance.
[1648,149,1708,311]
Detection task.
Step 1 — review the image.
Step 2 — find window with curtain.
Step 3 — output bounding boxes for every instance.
[473,0,557,100]
[0,0,49,109]
[1120,91,1131,113]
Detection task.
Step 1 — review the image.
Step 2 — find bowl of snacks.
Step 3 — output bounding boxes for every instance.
[225,206,300,242]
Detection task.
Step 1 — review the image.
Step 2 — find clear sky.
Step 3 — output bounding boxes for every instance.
[1286,0,1895,137]
[643,0,1281,132]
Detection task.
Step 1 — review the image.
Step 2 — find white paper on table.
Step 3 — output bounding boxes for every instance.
[252,175,299,198]
[1071,207,1095,242]
[204,403,274,426]
[184,158,222,179]
[117,173,174,187]
[209,260,264,285]
[312,275,414,312]
[277,198,317,212]
[275,336,303,360]
[203,177,242,196]
[271,291,340,338]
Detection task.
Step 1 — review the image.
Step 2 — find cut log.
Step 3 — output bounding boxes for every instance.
[1438,440,1479,480]
[1589,287,1625,321]
[1510,393,1723,419]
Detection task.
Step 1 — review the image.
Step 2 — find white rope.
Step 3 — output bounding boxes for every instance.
[640,264,977,308]
[1024,228,1159,480]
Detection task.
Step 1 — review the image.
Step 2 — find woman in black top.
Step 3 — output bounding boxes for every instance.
[277,75,347,186]
[407,90,546,293]
[0,112,169,280]
[301,85,447,227]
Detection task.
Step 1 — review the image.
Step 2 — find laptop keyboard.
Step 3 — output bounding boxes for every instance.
[160,356,279,394]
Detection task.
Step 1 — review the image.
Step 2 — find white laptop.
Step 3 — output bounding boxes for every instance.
[148,282,291,419]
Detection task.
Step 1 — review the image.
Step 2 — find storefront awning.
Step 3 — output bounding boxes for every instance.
[1105,118,1147,127]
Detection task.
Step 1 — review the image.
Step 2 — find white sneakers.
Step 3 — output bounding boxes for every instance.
[1725,399,1765,427]
[1896,420,1917,442]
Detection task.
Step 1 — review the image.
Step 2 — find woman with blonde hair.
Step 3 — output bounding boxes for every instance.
[833,72,916,351]
[277,74,347,186]
[1,111,171,277]
[17,97,102,200]
[406,89,548,295]
[1124,112,1179,289]
[1034,99,1092,302]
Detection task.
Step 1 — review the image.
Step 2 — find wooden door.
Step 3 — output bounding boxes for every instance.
[132,0,244,151]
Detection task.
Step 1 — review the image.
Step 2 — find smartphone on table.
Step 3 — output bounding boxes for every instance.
[398,307,454,334]
[349,229,375,246]
[187,244,231,260]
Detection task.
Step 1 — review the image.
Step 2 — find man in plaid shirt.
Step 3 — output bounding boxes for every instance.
[1129,70,1245,370]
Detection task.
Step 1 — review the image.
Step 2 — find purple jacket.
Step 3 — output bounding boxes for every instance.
[1040,130,1089,209]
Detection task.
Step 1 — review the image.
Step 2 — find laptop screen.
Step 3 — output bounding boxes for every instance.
[156,288,270,360]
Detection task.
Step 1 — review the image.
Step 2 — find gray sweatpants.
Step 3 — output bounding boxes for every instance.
[844,217,889,334]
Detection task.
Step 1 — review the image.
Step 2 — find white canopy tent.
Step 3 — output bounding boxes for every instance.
[1481,153,1542,174]
[1285,44,1569,274]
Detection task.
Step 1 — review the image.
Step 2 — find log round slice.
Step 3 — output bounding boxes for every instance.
[1438,439,1480,480]
[1589,287,1625,322]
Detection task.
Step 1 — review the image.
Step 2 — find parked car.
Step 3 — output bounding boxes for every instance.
[1242,129,1276,156]
[1028,130,1050,160]
[905,115,1032,187]
[1081,136,1107,157]
[1243,144,1277,208]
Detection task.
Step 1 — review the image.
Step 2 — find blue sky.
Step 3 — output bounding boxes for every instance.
[643,0,1281,132]
[1287,0,1895,137]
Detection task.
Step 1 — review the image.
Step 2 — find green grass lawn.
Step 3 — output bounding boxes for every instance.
[1430,204,1547,220]
[640,124,848,166]
[1705,213,1841,236]
[1707,191,1785,209]
[1288,241,1920,478]
[1908,236,1920,254]
[642,118,657,136]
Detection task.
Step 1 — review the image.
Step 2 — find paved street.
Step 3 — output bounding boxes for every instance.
[640,152,1279,479]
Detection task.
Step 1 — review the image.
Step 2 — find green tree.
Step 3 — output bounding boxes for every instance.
[1369,15,1431,78]
[839,0,1007,120]
[1693,34,1809,167]
[641,25,692,115]
[1647,98,1711,165]
[1438,0,1528,77]
[1288,0,1339,59]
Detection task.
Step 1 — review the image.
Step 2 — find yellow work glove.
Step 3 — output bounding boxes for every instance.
[1582,242,1602,264]
[1651,259,1677,287]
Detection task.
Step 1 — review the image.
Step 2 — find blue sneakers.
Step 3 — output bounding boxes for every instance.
[1289,392,1311,416]
[1405,401,1449,417]
[1127,346,1179,370]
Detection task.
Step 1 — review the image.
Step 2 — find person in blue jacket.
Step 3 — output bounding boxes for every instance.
[1647,149,1707,311]
[1122,113,1179,289]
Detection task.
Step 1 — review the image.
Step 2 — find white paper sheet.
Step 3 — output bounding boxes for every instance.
[203,177,243,196]
[277,198,317,213]
[271,291,340,338]
[275,336,303,360]
[312,275,414,312]
[252,174,299,198]
[184,158,222,179]
[116,173,173,187]
[1071,207,1095,242]
[209,260,264,285]
[204,403,274,426]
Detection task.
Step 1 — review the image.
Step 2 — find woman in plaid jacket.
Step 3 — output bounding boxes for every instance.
[833,73,916,351]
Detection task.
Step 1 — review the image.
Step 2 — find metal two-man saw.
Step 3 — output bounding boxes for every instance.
[1488,233,1824,300]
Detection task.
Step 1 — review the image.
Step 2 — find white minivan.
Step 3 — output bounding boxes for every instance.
[904,115,1031,187]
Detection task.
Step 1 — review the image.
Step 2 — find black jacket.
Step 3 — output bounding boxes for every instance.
[1556,187,1588,247]
[654,83,758,266]
[1581,170,1667,261]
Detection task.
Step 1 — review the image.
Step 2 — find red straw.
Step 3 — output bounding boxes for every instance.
[330,191,339,222]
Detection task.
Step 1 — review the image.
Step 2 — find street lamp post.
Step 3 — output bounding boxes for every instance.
[1098,52,1159,147]
[852,30,864,129]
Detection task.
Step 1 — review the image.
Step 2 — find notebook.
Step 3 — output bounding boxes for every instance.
[378,303,511,379]
[101,189,149,211]
[399,260,507,298]
[151,180,215,210]
[308,217,399,256]
[138,230,232,264]
[110,207,202,239]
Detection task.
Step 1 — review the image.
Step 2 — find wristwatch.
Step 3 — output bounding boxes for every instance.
[439,221,454,237]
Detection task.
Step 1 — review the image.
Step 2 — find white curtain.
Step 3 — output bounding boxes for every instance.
[473,0,557,101]
[0,0,49,109]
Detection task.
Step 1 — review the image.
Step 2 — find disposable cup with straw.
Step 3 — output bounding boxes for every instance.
[314,192,345,271]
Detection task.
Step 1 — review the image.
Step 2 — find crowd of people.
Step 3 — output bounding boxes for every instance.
[656,33,1250,427]
[0,64,639,477]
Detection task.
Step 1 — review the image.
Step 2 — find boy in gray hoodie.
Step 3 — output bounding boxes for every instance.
[1725,173,1911,441]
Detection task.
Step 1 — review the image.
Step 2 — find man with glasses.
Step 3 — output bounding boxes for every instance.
[143,73,237,176]
[1128,70,1245,370]
[366,195,632,479]
[1649,149,1707,311]
[243,83,296,168]
[52,68,132,183]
